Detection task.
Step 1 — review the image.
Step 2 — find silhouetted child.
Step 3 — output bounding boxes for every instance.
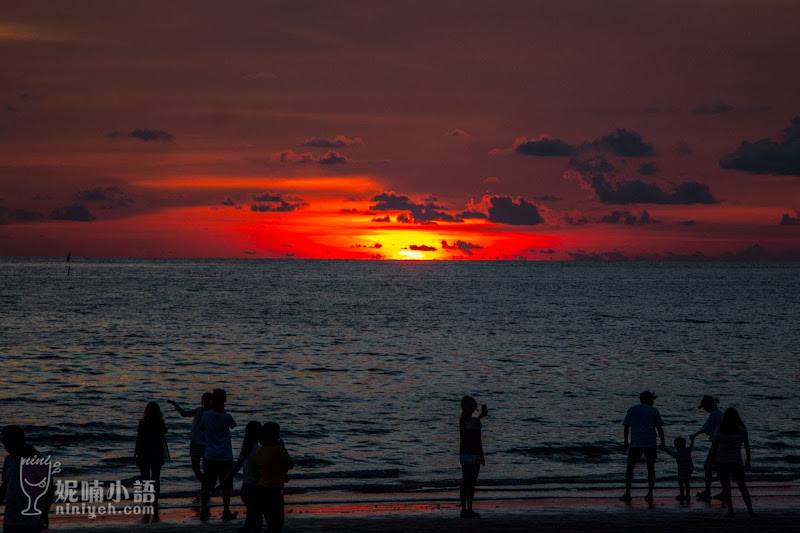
[168,392,212,484]
[459,395,487,518]
[134,402,169,523]
[662,436,694,504]
[254,422,293,533]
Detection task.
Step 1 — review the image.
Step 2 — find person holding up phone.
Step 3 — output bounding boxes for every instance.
[459,396,487,518]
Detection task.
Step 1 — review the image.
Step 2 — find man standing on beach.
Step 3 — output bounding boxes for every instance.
[199,388,237,522]
[620,391,665,505]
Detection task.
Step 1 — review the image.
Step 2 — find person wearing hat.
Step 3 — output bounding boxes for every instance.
[620,391,666,505]
[690,395,723,502]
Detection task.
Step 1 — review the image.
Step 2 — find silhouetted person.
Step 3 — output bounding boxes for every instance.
[168,392,212,484]
[134,402,169,523]
[710,407,754,518]
[662,436,695,504]
[459,395,487,518]
[219,421,262,533]
[1,425,52,533]
[199,388,237,522]
[690,395,723,502]
[254,422,293,533]
[620,391,665,505]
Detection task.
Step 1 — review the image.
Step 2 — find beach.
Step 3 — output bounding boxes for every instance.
[30,491,800,532]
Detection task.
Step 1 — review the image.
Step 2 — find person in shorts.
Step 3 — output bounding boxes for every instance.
[199,388,237,521]
[620,391,665,505]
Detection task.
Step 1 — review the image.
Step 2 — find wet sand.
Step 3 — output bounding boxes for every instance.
[36,491,800,532]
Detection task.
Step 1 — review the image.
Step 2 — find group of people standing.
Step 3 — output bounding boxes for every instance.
[134,388,293,532]
[619,391,755,518]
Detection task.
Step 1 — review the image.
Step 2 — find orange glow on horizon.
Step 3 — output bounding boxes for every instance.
[133,175,380,194]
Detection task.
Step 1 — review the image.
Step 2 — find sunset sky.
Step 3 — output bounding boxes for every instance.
[1,0,799,260]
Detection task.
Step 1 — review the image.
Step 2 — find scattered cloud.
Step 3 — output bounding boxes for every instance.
[458,210,488,220]
[637,162,660,175]
[690,102,735,116]
[300,135,364,148]
[351,243,383,249]
[600,209,659,225]
[74,186,134,209]
[0,206,45,224]
[107,128,174,142]
[274,149,349,165]
[370,192,461,223]
[483,176,500,185]
[250,193,307,212]
[317,150,349,165]
[719,115,800,176]
[49,204,95,222]
[680,220,697,226]
[409,244,437,251]
[780,212,799,225]
[487,196,544,225]
[445,128,470,137]
[441,240,483,255]
[221,197,237,206]
[589,128,655,157]
[514,136,574,157]
[371,215,391,222]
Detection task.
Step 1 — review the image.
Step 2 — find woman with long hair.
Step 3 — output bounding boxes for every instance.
[220,421,262,532]
[459,395,487,518]
[134,401,169,523]
[710,407,754,518]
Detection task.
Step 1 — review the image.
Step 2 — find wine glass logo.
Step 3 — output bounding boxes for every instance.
[19,455,53,516]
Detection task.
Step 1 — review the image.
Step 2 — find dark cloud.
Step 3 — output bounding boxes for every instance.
[719,115,800,176]
[409,244,437,251]
[221,197,237,206]
[487,196,544,225]
[637,162,660,175]
[0,206,45,224]
[780,213,799,226]
[274,149,348,165]
[601,210,638,225]
[564,214,588,226]
[250,193,307,212]
[458,210,488,220]
[49,204,95,222]
[690,102,735,116]
[370,192,460,223]
[535,195,561,202]
[243,250,257,255]
[680,220,697,226]
[300,135,364,148]
[371,215,391,222]
[569,155,614,174]
[538,249,556,254]
[396,214,410,223]
[107,128,174,142]
[339,208,358,213]
[445,128,470,137]
[317,150,349,165]
[515,137,574,157]
[588,128,655,157]
[74,186,134,209]
[351,243,383,249]
[589,175,716,205]
[441,240,483,256]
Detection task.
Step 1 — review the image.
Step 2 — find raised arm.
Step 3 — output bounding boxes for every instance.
[167,400,194,418]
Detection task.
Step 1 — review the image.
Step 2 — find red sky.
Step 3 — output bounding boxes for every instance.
[1,0,799,260]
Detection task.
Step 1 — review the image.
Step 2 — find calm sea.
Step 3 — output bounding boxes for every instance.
[1,259,799,498]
